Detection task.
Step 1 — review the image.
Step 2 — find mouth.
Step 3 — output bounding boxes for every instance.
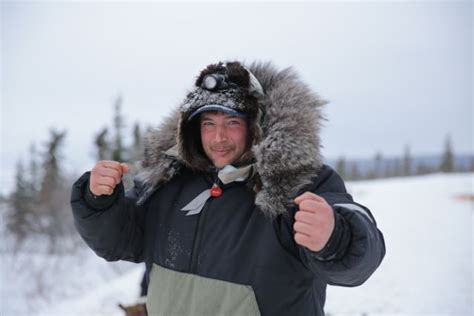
[212,148,233,158]
[212,146,233,152]
[214,149,231,154]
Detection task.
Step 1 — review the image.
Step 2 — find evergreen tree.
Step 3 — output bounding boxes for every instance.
[374,152,383,178]
[95,127,110,160]
[393,158,403,177]
[40,130,66,190]
[439,134,455,173]
[28,144,40,193]
[403,144,412,177]
[132,122,144,160]
[26,143,41,234]
[7,161,34,244]
[349,162,361,181]
[335,156,347,180]
[6,143,44,249]
[364,153,380,180]
[383,158,395,178]
[38,129,72,251]
[416,163,432,175]
[112,95,126,162]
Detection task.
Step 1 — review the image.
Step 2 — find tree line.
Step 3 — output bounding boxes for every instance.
[2,96,145,252]
[2,96,472,252]
[333,136,473,181]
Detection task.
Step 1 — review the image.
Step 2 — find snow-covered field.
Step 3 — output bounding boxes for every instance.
[1,173,472,315]
[325,173,473,315]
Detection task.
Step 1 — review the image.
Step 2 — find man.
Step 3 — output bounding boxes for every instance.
[71,61,385,315]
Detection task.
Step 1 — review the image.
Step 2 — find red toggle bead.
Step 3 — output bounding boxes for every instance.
[210,185,222,197]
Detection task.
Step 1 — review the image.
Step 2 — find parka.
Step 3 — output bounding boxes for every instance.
[71,61,385,315]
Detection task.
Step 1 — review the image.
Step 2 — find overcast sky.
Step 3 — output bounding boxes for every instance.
[1,1,472,194]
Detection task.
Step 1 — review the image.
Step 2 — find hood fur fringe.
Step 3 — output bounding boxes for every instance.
[136,61,327,218]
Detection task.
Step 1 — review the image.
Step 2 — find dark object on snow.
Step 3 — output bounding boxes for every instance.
[118,302,147,316]
[140,269,148,297]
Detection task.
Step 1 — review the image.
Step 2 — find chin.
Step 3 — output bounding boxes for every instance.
[213,162,228,168]
[212,159,232,168]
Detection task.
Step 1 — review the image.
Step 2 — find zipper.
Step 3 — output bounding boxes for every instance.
[189,171,219,273]
[189,198,213,273]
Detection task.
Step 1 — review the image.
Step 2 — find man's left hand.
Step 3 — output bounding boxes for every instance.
[293,192,335,252]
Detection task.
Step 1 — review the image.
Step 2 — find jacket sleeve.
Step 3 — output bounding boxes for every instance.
[297,165,386,287]
[70,172,147,263]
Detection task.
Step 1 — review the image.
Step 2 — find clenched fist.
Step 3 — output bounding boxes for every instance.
[293,192,335,252]
[89,160,129,196]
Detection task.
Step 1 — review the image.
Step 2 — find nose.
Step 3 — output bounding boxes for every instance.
[214,124,228,142]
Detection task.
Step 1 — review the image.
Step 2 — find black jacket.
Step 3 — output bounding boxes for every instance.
[71,164,385,315]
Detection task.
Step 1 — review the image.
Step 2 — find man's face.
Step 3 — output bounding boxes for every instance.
[200,111,248,168]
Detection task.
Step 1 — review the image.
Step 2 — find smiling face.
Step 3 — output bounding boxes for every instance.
[200,111,248,168]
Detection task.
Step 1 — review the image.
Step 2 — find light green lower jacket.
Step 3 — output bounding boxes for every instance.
[147,264,261,316]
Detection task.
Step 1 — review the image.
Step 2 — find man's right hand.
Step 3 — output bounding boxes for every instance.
[89,161,129,196]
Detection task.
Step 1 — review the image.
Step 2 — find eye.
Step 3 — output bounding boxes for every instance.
[227,119,242,126]
[201,121,215,127]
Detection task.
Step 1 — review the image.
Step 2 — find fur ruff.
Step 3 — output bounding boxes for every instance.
[136,61,327,218]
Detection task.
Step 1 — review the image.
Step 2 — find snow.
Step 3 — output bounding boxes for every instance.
[1,173,472,315]
[326,173,473,315]
[0,245,140,316]
[37,265,145,316]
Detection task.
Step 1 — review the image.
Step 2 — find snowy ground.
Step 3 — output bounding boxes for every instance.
[1,173,472,315]
[325,173,473,315]
[0,242,139,316]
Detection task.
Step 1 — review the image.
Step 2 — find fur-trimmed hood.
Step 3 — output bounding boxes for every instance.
[136,61,327,218]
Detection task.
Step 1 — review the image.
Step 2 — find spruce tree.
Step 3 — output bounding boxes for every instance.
[393,158,403,178]
[416,163,432,175]
[38,129,72,251]
[28,144,40,193]
[403,144,412,177]
[132,122,144,161]
[7,161,33,245]
[440,134,455,173]
[112,95,126,162]
[383,158,395,178]
[374,152,383,178]
[26,143,41,234]
[6,143,43,250]
[349,162,361,181]
[95,127,110,160]
[335,156,347,180]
